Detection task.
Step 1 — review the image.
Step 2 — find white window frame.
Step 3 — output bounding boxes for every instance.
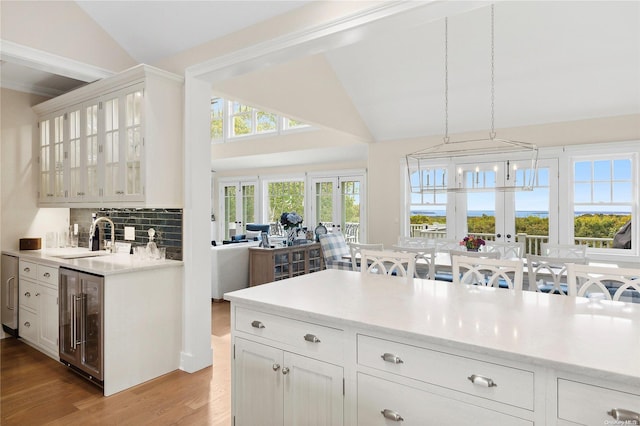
[261,174,306,228]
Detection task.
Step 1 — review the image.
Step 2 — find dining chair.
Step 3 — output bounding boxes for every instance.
[360,249,416,283]
[526,254,587,295]
[393,246,436,280]
[540,243,587,259]
[566,263,640,303]
[396,236,436,249]
[349,242,384,271]
[452,255,524,290]
[318,232,352,271]
[483,241,525,259]
[435,239,466,253]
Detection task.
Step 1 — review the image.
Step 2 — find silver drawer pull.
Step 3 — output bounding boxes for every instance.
[282,367,289,375]
[43,272,51,278]
[24,291,31,297]
[381,409,404,422]
[24,321,31,328]
[608,408,640,422]
[251,320,265,329]
[272,363,280,371]
[381,353,404,364]
[303,334,321,343]
[468,374,497,388]
[24,267,31,273]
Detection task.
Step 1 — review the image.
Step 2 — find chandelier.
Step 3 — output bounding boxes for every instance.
[406,4,538,193]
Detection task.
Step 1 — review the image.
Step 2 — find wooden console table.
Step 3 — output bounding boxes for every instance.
[249,243,324,286]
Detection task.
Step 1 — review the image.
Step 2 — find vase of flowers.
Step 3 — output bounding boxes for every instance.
[280,212,303,246]
[460,235,485,251]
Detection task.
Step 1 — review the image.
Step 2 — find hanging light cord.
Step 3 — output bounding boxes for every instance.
[490,4,496,140]
[444,17,449,144]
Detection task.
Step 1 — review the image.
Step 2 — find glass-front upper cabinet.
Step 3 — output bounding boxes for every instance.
[38,112,66,202]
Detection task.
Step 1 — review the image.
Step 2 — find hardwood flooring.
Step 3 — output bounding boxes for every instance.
[0,301,231,425]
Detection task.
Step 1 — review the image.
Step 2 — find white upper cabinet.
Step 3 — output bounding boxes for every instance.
[34,65,183,208]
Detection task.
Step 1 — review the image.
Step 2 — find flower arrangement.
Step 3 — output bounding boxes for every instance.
[460,235,485,250]
[280,212,303,230]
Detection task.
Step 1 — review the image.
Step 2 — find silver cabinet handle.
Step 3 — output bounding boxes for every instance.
[35,292,40,297]
[282,367,289,375]
[43,272,51,278]
[381,353,404,364]
[24,321,31,328]
[608,408,640,422]
[381,409,404,421]
[23,267,31,273]
[468,374,497,388]
[251,320,265,329]
[272,363,280,371]
[303,333,321,343]
[24,291,31,297]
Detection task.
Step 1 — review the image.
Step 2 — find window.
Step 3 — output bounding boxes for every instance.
[572,156,634,250]
[264,179,305,226]
[408,166,448,237]
[210,97,310,143]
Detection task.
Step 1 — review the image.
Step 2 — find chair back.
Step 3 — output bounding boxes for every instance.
[452,255,523,290]
[566,263,640,303]
[526,255,587,295]
[436,239,466,253]
[349,242,384,271]
[318,232,352,270]
[483,241,525,259]
[396,237,436,249]
[540,243,587,259]
[360,249,416,282]
[394,247,436,280]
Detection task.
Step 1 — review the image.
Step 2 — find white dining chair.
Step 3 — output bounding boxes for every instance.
[540,243,587,259]
[360,249,416,283]
[435,239,466,253]
[526,254,587,295]
[483,241,525,259]
[396,236,436,249]
[566,263,640,303]
[452,255,523,290]
[349,242,384,271]
[393,246,436,280]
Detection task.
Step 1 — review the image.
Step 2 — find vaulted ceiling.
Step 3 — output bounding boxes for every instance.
[2,1,638,144]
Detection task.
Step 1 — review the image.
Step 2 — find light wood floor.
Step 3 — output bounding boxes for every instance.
[0,301,231,425]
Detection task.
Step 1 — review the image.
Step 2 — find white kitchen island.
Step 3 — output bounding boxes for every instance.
[4,249,183,396]
[225,269,640,425]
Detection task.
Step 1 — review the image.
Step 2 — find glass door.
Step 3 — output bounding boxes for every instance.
[221,180,258,239]
[310,175,364,242]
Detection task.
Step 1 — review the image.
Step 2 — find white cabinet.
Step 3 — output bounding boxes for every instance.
[18,260,59,358]
[232,309,344,426]
[34,64,183,208]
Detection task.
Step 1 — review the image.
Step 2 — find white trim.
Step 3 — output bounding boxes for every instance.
[0,39,114,82]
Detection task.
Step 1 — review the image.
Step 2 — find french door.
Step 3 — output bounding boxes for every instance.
[454,159,557,249]
[220,180,258,239]
[310,174,364,242]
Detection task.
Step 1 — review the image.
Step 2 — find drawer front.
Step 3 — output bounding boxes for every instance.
[37,264,58,286]
[558,379,640,425]
[19,260,37,280]
[19,279,39,311]
[357,373,532,426]
[18,308,39,344]
[358,334,534,410]
[236,307,343,362]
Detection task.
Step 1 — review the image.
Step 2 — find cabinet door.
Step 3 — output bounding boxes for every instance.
[79,272,104,380]
[284,352,344,426]
[59,269,79,362]
[38,284,59,354]
[357,373,532,426]
[83,101,100,198]
[38,113,66,202]
[234,338,284,426]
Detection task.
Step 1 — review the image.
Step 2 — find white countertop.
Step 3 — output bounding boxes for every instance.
[3,249,183,276]
[225,269,640,384]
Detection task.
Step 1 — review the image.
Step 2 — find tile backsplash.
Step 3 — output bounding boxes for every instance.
[70,208,183,260]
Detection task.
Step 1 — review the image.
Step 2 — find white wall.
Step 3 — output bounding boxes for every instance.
[0,88,69,252]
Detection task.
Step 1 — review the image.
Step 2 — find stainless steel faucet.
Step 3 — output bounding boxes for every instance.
[89,216,115,251]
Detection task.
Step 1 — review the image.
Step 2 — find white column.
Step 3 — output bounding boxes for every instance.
[181,72,213,372]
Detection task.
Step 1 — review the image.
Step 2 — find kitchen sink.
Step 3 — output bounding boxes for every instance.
[46,248,113,259]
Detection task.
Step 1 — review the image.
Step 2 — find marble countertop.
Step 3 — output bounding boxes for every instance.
[225,269,640,384]
[2,249,183,276]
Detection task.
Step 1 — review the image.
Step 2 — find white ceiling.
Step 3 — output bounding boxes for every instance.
[2,1,638,144]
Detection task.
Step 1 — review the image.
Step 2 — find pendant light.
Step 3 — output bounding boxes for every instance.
[407,4,538,193]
